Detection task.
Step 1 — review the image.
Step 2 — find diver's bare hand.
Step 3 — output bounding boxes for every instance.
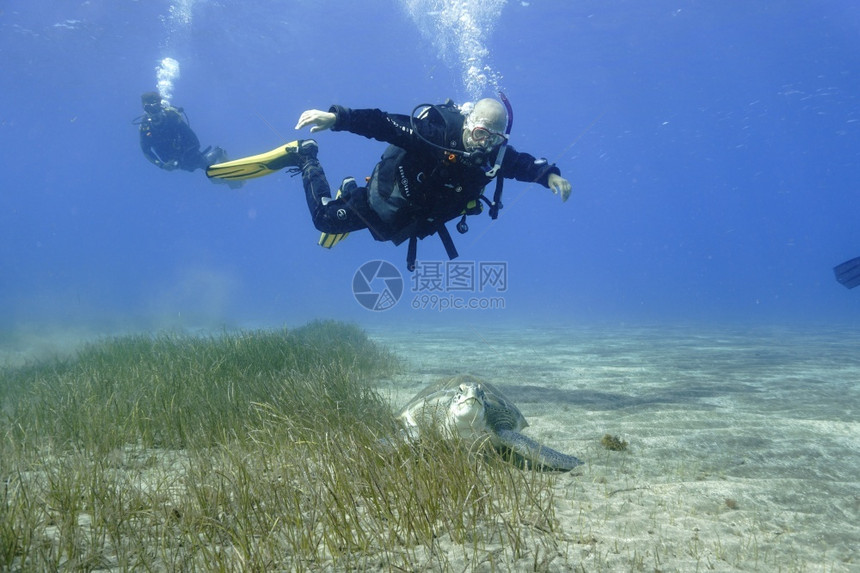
[548,173,572,202]
[295,109,336,133]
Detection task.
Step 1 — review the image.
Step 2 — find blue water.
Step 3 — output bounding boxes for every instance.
[2,1,860,332]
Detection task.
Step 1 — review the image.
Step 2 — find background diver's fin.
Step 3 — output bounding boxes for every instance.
[834,256,860,289]
[206,140,301,181]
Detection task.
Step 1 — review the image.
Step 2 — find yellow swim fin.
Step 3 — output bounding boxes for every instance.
[206,140,303,181]
[318,177,355,249]
[319,231,349,248]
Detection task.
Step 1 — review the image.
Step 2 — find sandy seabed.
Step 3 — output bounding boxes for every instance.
[2,322,857,571]
[370,323,860,572]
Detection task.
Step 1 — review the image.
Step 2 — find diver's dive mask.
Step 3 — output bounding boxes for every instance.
[463,117,507,150]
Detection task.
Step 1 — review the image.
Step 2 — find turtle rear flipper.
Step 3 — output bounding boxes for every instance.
[496,429,583,472]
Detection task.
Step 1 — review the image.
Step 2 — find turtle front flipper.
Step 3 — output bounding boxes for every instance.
[495,429,583,472]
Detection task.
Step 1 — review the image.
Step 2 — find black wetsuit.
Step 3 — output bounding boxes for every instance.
[139,107,208,172]
[299,105,562,244]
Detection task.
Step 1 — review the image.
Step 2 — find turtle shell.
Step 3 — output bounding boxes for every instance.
[396,374,583,472]
[397,374,528,433]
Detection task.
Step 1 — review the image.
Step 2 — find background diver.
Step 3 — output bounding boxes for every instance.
[136,92,236,182]
[207,96,571,268]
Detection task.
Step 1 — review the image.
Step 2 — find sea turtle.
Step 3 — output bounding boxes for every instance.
[397,374,583,471]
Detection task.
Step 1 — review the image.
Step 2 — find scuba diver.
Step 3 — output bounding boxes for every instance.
[136,91,230,174]
[206,96,571,269]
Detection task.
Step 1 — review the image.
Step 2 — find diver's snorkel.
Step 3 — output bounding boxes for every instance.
[484,92,513,178]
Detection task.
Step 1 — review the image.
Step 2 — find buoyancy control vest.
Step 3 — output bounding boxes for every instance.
[367,98,512,271]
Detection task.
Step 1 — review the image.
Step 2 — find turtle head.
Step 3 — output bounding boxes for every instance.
[448,382,487,437]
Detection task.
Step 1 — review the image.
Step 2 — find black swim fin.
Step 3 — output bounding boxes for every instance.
[833,256,860,289]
